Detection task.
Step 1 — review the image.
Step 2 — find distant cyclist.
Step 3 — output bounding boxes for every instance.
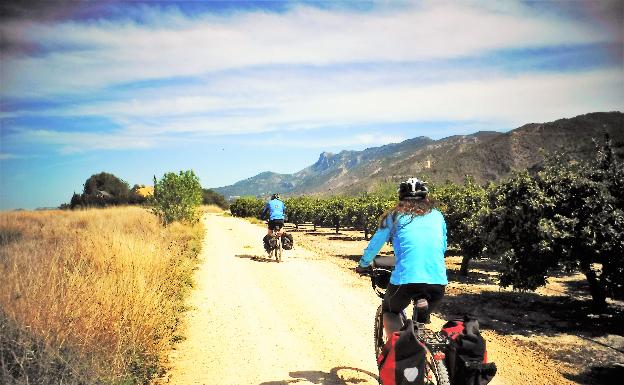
[261,193,286,251]
[356,177,447,337]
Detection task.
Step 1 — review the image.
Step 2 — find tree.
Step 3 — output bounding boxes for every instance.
[432,178,490,276]
[69,192,83,209]
[202,189,228,209]
[350,194,394,240]
[152,170,203,225]
[486,144,624,310]
[83,172,130,205]
[229,196,264,218]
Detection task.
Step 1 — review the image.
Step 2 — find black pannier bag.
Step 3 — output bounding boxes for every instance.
[281,233,294,250]
[441,316,497,385]
[263,234,277,252]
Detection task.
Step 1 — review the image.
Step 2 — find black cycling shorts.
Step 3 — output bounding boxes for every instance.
[382,283,445,323]
[268,219,284,230]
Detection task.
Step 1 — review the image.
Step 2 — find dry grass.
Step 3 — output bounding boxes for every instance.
[0,206,203,384]
[200,204,225,214]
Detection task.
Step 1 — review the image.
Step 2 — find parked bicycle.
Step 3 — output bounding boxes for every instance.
[359,258,451,385]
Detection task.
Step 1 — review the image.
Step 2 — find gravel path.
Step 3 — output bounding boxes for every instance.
[163,214,573,385]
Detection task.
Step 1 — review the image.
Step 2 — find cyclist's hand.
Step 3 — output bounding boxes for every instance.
[355,265,372,275]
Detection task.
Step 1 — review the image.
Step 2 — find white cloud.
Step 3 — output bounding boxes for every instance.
[248,132,407,150]
[5,68,623,153]
[1,1,622,154]
[12,129,156,154]
[0,153,23,160]
[1,1,614,97]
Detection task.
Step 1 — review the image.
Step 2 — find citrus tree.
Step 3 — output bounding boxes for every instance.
[229,196,264,218]
[284,196,315,228]
[350,194,394,240]
[486,144,624,310]
[432,178,490,276]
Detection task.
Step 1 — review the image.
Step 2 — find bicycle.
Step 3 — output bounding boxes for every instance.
[360,258,451,385]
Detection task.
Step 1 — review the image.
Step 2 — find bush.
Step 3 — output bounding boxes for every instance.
[202,189,228,209]
[152,170,203,225]
[229,197,264,218]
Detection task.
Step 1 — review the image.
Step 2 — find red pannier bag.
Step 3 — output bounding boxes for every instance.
[378,319,427,385]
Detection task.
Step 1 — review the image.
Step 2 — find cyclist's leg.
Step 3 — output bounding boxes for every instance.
[411,284,445,323]
[422,284,445,321]
[275,219,285,236]
[382,284,413,337]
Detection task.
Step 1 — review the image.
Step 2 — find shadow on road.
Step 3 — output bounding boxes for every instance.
[563,364,624,385]
[436,290,624,340]
[259,366,378,385]
[235,254,278,263]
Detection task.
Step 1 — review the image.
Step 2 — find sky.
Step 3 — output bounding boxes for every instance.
[1,0,623,210]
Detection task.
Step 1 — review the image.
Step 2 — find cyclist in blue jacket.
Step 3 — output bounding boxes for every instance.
[261,193,286,254]
[356,177,447,337]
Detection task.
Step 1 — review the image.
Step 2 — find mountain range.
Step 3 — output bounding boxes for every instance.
[213,112,624,199]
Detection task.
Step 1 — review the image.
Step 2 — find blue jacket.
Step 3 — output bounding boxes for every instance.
[359,209,447,285]
[262,199,286,220]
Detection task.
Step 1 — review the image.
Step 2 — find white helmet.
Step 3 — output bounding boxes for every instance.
[398,177,428,200]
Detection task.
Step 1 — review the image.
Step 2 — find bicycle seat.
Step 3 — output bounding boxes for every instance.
[374,255,395,267]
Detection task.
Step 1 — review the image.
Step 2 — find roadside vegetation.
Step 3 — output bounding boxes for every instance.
[1,205,204,382]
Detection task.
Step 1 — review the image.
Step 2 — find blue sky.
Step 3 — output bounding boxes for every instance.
[1,0,623,209]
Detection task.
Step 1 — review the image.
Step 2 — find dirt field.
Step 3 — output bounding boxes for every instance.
[162,214,624,384]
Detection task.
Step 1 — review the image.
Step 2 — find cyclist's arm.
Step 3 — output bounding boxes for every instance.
[261,204,269,219]
[358,226,391,267]
[442,216,447,253]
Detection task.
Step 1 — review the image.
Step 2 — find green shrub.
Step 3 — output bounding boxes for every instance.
[229,197,264,218]
[152,170,203,225]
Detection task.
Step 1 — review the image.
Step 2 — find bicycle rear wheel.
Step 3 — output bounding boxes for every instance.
[273,236,282,262]
[424,355,450,385]
[434,359,450,385]
[373,304,384,359]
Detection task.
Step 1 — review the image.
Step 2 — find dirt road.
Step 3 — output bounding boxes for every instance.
[163,213,573,385]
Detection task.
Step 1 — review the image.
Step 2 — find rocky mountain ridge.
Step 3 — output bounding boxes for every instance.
[213,112,623,198]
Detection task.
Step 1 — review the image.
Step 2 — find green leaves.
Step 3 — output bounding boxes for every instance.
[486,142,624,309]
[432,176,490,275]
[229,196,264,218]
[152,170,203,225]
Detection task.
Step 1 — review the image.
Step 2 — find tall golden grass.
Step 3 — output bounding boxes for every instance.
[0,206,203,384]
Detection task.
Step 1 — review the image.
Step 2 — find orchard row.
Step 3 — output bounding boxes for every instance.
[230,141,623,310]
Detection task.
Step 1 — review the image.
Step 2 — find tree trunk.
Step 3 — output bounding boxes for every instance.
[459,255,471,276]
[335,224,339,234]
[581,261,608,311]
[364,228,370,241]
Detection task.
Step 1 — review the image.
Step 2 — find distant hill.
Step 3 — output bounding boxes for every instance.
[214,112,624,198]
